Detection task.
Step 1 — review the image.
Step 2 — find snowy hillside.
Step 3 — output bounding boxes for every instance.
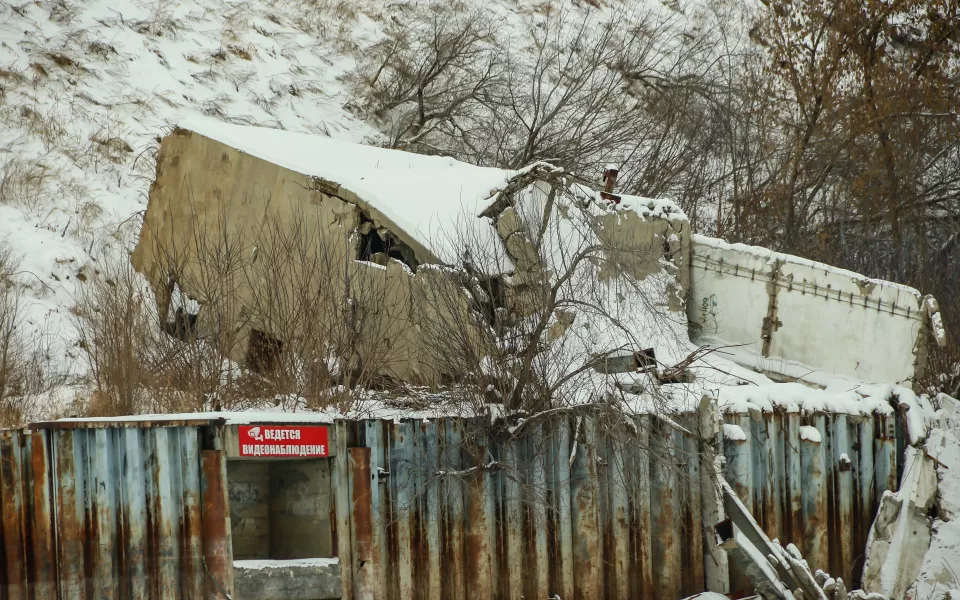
[0,0,705,407]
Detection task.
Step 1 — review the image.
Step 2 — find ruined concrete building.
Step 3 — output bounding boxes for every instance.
[31,118,941,600]
[132,118,693,390]
[133,118,943,391]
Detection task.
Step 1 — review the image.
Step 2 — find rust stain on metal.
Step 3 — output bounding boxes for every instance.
[29,431,56,598]
[201,449,233,600]
[1,430,26,598]
[0,409,911,600]
[350,446,378,600]
[572,421,602,600]
[464,454,493,600]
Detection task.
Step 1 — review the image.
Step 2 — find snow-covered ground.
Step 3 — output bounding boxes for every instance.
[912,394,960,599]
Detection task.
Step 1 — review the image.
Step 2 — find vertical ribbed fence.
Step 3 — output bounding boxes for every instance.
[0,405,907,600]
[721,409,901,589]
[0,422,230,600]
[339,413,704,600]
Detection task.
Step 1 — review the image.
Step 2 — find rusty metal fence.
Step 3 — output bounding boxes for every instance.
[335,409,903,600]
[332,414,708,600]
[0,421,231,600]
[0,408,904,600]
[722,409,901,596]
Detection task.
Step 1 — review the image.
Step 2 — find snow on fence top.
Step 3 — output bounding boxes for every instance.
[716,382,896,417]
[716,382,935,443]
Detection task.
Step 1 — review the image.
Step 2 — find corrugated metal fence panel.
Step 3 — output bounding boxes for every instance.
[0,425,220,600]
[343,414,702,600]
[0,428,55,600]
[722,409,902,590]
[51,426,208,600]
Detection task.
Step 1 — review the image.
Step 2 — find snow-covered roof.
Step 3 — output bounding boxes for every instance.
[178,117,520,271]
[176,119,689,274]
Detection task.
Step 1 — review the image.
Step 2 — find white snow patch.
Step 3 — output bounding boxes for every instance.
[799,426,822,444]
[722,423,746,441]
[911,394,960,599]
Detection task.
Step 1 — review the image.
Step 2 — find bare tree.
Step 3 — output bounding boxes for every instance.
[415,168,696,416]
[349,4,501,152]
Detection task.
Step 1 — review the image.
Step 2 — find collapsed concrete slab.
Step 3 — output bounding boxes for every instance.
[860,447,938,598]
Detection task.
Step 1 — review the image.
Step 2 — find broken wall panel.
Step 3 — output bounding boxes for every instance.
[689,234,931,384]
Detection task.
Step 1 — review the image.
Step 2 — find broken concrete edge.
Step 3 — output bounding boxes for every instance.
[717,526,795,600]
[715,476,828,600]
[860,445,938,599]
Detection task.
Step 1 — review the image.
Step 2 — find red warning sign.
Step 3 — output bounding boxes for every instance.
[238,425,329,457]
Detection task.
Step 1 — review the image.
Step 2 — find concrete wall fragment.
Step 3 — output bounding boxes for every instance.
[688,235,938,385]
[860,447,937,598]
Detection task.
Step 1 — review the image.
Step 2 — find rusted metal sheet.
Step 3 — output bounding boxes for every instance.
[529,424,549,599]
[784,413,803,548]
[801,415,828,572]
[571,417,602,600]
[120,428,147,600]
[439,420,465,600]
[420,421,442,600]
[1,430,27,599]
[0,403,907,600]
[607,432,630,600]
[179,428,204,599]
[856,416,875,584]
[0,424,215,600]
[363,420,389,599]
[630,415,655,599]
[503,436,523,598]
[28,430,56,599]
[650,419,681,599]
[832,414,855,584]
[390,421,414,600]
[721,407,902,594]
[349,447,378,600]
[554,418,576,600]
[332,422,355,600]
[684,424,705,598]
[723,414,755,597]
[464,440,494,600]
[200,446,233,600]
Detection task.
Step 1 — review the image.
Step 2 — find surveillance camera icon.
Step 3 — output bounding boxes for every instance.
[248,426,264,442]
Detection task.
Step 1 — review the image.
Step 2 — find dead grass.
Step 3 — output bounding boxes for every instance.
[71,257,272,416]
[0,245,65,428]
[0,152,56,213]
[45,52,79,70]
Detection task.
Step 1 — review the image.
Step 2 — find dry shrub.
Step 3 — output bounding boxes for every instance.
[0,153,55,212]
[0,246,62,427]
[73,258,158,416]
